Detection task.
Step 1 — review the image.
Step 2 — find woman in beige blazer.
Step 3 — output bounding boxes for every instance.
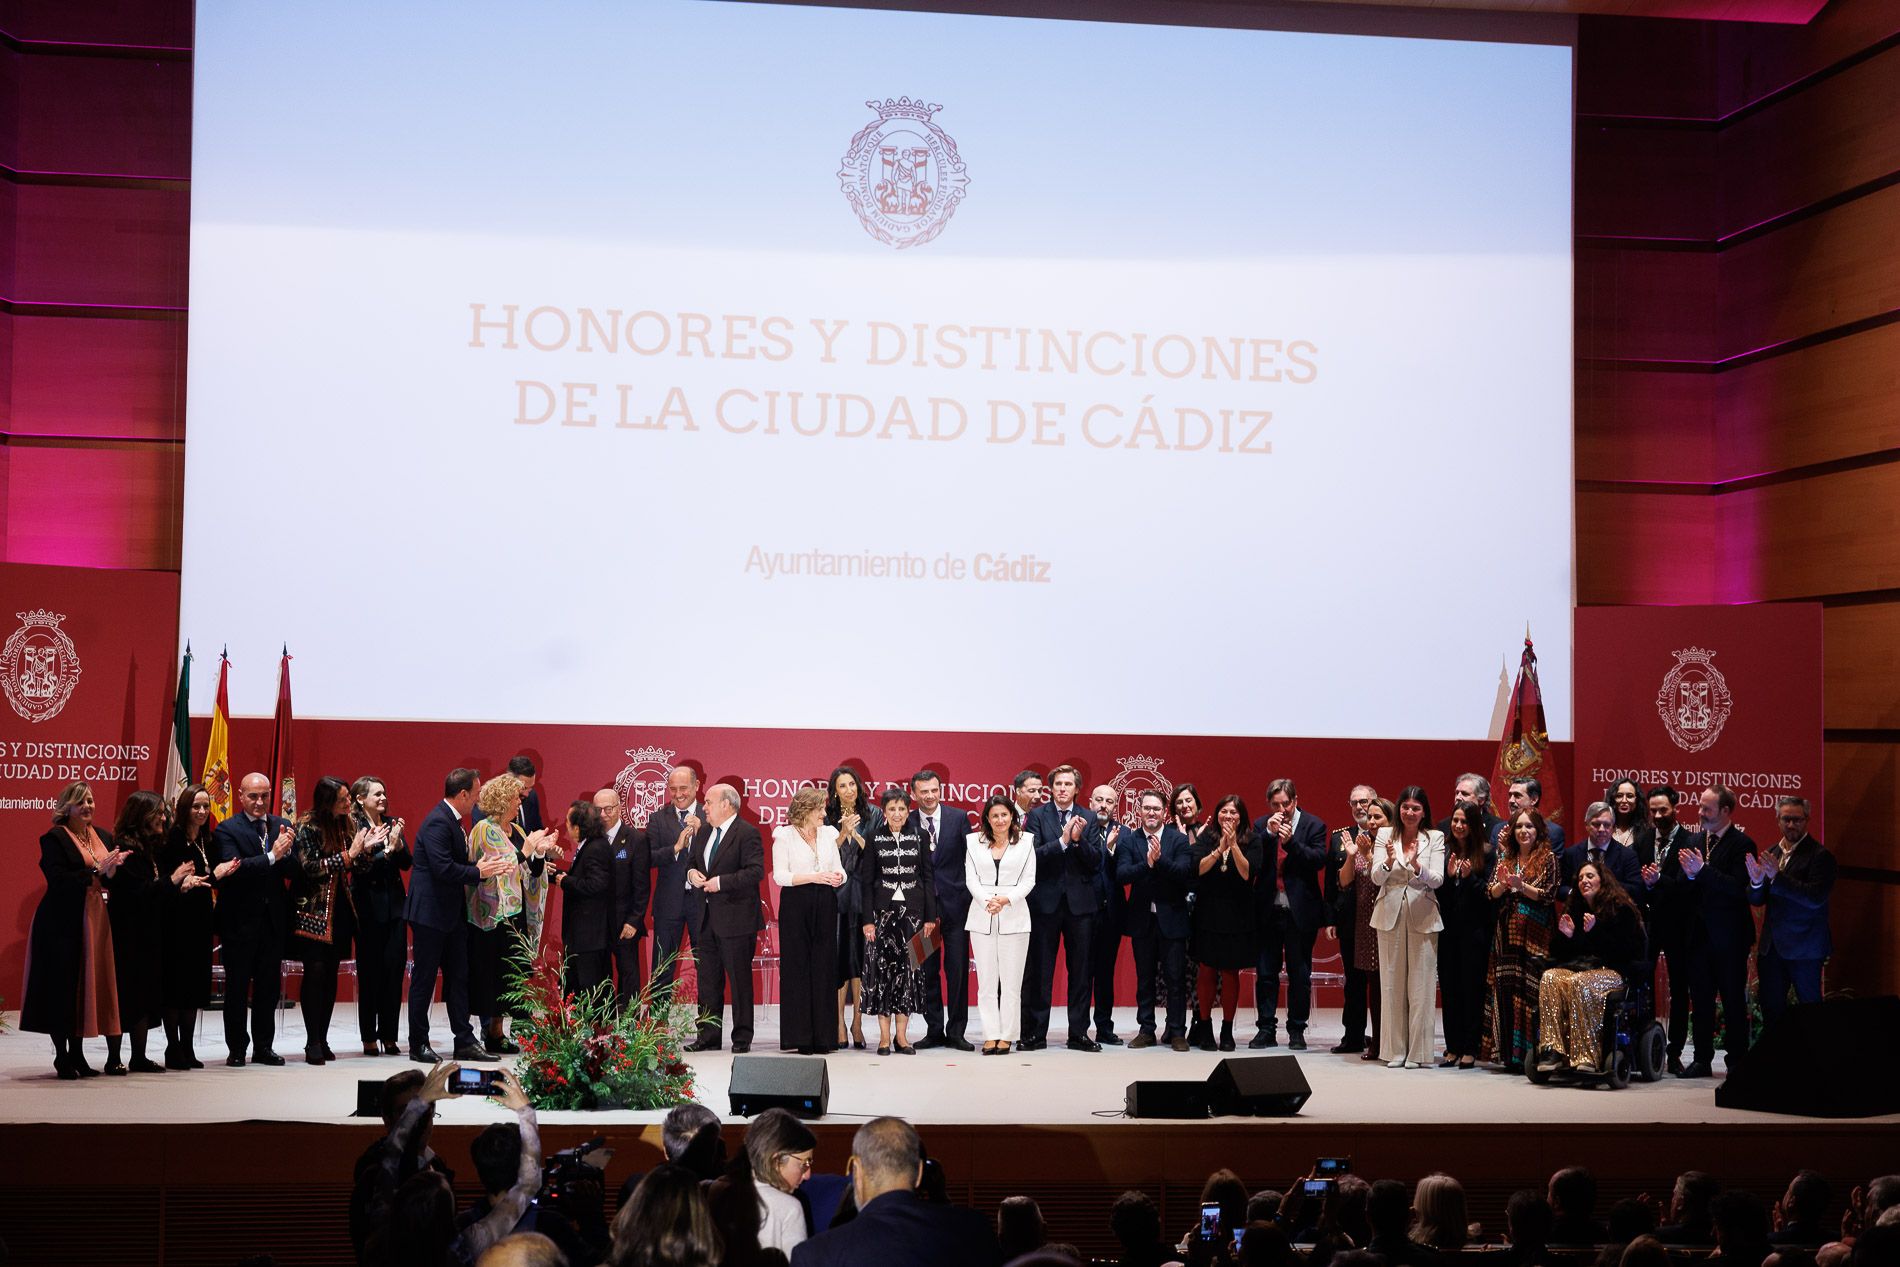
[964,795,1038,1054]
[1370,786,1446,1068]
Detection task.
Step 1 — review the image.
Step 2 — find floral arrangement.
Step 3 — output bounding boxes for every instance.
[501,934,703,1111]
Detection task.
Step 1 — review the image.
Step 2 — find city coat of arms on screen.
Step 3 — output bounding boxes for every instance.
[3,609,83,723]
[1656,646,1733,753]
[838,98,971,250]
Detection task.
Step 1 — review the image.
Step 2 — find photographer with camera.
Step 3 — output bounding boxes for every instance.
[462,1126,597,1266]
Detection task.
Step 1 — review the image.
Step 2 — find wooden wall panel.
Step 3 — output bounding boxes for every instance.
[1825,602,1900,729]
[16,51,192,178]
[11,184,189,308]
[1577,16,1718,117]
[1825,740,1899,870]
[1576,365,1715,480]
[3,443,182,569]
[6,0,195,46]
[1714,320,1900,477]
[8,314,187,439]
[1715,463,1900,601]
[1713,0,1900,114]
[1575,489,1717,603]
[1577,123,1717,239]
[1718,43,1900,234]
[1718,180,1900,357]
[1576,246,1718,361]
[1828,880,1900,995]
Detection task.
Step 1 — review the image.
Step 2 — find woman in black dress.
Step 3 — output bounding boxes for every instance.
[105,790,170,1073]
[1170,783,1208,1045]
[1190,794,1260,1052]
[158,783,227,1069]
[826,766,881,1050]
[859,789,939,1056]
[350,775,411,1055]
[1435,801,1493,1069]
[289,776,377,1064]
[20,781,126,1079]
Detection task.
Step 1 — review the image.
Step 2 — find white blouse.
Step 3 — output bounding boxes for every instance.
[772,823,843,887]
[757,1181,808,1255]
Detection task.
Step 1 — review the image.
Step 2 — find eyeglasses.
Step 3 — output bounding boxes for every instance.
[784,1153,814,1172]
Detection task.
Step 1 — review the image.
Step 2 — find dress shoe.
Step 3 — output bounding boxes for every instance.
[130,1056,165,1074]
[55,1055,78,1081]
[451,1044,491,1062]
[320,1044,337,1061]
[253,1051,286,1067]
[876,1044,893,1056]
[946,1037,975,1052]
[895,1044,917,1055]
[1360,1049,1381,1062]
[381,1041,402,1057]
[411,1046,442,1063]
[305,1049,329,1066]
[226,1054,248,1068]
[1218,1022,1236,1052]
[1250,1030,1279,1049]
[1097,1031,1124,1046]
[1171,1036,1191,1052]
[1288,1033,1308,1051]
[1438,1054,1459,1068]
[1331,1039,1365,1054]
[1067,1037,1102,1052]
[1677,1060,1712,1079]
[488,1036,521,1055]
[364,1042,382,1058]
[1129,1033,1156,1049]
[915,1034,945,1050]
[104,1059,129,1077]
[1018,1038,1044,1052]
[730,1042,750,1054]
[684,1037,722,1053]
[165,1046,193,1072]
[1667,1053,1685,1076]
[187,1051,205,1069]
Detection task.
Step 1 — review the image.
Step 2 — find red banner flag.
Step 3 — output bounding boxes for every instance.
[267,645,296,818]
[1491,631,1563,825]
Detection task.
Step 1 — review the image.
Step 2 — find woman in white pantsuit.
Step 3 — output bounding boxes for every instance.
[1370,786,1446,1068]
[964,795,1037,1055]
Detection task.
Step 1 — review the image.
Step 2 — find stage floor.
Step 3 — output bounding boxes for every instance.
[5,1004,1882,1129]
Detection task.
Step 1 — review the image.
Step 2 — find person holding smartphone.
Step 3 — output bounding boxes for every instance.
[351,775,411,1056]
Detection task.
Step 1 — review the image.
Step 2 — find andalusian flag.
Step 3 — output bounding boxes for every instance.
[267,646,296,818]
[1491,630,1564,825]
[202,648,234,822]
[163,643,193,799]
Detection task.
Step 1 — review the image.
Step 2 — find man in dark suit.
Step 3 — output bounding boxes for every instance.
[1022,765,1100,1051]
[1750,796,1835,1024]
[593,787,648,1006]
[683,783,764,1053]
[405,767,509,1061]
[213,771,296,1065]
[1116,790,1195,1049]
[1678,784,1758,1078]
[1639,785,1694,1072]
[1560,800,1644,899]
[1491,776,1566,852]
[909,770,974,1051]
[635,765,701,993]
[1084,782,1133,1046]
[790,1117,1001,1267]
[1251,778,1330,1051]
[507,755,544,834]
[554,797,617,998]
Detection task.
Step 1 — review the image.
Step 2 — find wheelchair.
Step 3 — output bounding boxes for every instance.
[1525,957,1668,1089]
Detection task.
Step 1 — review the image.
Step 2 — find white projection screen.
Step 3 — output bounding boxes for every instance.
[183,0,1575,740]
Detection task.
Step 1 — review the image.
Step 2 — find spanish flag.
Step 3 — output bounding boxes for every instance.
[202,648,234,823]
[1490,630,1563,825]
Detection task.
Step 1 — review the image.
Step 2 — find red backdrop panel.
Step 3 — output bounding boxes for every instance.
[1573,604,1824,839]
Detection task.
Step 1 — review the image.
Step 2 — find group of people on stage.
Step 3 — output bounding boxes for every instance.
[19,756,1834,1082]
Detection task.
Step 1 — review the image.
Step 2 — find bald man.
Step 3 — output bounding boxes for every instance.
[212,771,296,1065]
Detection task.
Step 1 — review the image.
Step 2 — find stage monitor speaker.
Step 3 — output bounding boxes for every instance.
[354,1079,386,1119]
[1206,1055,1311,1116]
[1714,996,1900,1118]
[1125,1080,1211,1119]
[729,1055,829,1119]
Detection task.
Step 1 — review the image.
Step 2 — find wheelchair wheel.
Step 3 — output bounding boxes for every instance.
[1606,1049,1631,1089]
[1635,1022,1666,1083]
[1527,1058,1552,1085]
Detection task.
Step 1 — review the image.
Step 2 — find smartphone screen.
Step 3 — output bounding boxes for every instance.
[1316,1156,1352,1176]
[451,1067,500,1096]
[1233,1226,1246,1252]
[1199,1203,1222,1241]
[1305,1178,1336,1198]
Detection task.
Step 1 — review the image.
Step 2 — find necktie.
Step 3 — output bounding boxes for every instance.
[706,825,724,871]
[257,818,269,850]
[922,815,937,849]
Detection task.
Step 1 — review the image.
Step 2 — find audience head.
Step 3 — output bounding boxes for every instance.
[609,1164,720,1267]
[1201,1168,1250,1234]
[1713,1191,1773,1264]
[1550,1166,1600,1222]
[1248,1190,1285,1225]
[659,1104,724,1179]
[1671,1171,1722,1228]
[997,1195,1048,1259]
[744,1107,816,1194]
[382,1169,458,1267]
[1622,1236,1672,1267]
[1508,1190,1555,1248]
[1240,1222,1298,1267]
[1367,1179,1412,1241]
[1784,1171,1832,1229]
[1414,1174,1469,1251]
[1111,1191,1163,1252]
[475,1232,566,1267]
[1867,1176,1900,1222]
[380,1068,429,1132]
[470,1122,524,1199]
[1610,1197,1659,1242]
[1852,1226,1900,1267]
[1335,1176,1373,1242]
[848,1116,924,1207]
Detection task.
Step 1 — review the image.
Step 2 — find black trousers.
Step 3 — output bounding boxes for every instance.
[408,921,474,1050]
[1256,907,1318,1034]
[920,898,971,1040]
[613,934,644,1007]
[221,924,283,1057]
[778,884,838,1052]
[651,914,688,993]
[354,914,407,1044]
[1125,923,1160,1034]
[693,927,757,1047]
[1340,960,1382,1054]
[1690,938,1751,1063]
[1651,914,1692,1057]
[1024,903,1093,1043]
[1091,906,1125,1034]
[1438,925,1489,1056]
[565,948,614,1000]
[299,939,348,1052]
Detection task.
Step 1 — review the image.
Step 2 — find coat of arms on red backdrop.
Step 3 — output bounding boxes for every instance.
[613,745,679,828]
[1656,646,1733,753]
[1110,754,1173,825]
[838,97,971,250]
[3,609,82,723]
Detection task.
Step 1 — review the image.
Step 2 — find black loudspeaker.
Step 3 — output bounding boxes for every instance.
[1715,996,1900,1118]
[354,1079,387,1119]
[729,1055,829,1119]
[1206,1055,1311,1116]
[1125,1080,1211,1119]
